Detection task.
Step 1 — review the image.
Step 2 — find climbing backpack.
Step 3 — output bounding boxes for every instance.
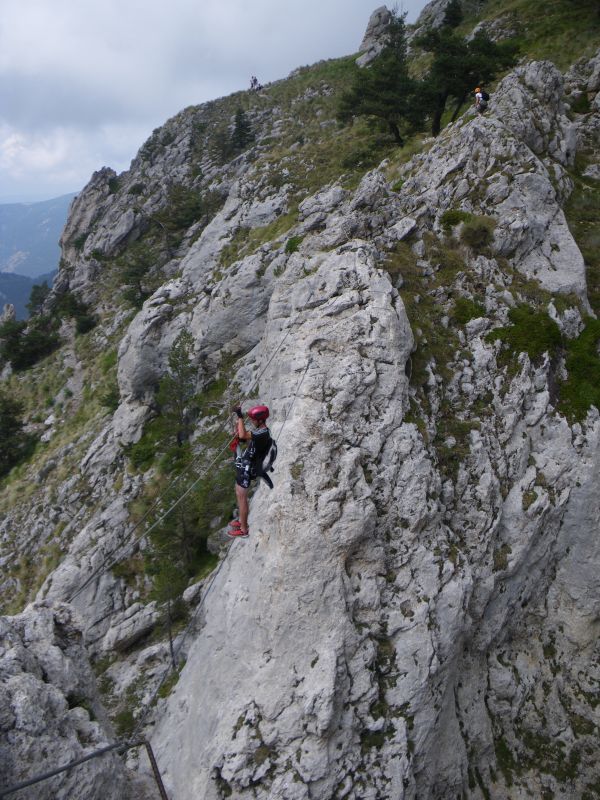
[231,434,278,489]
[481,91,490,102]
[255,439,278,489]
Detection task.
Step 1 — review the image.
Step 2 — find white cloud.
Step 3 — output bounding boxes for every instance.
[0,0,429,201]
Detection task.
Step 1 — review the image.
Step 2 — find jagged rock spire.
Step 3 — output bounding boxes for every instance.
[356,5,392,66]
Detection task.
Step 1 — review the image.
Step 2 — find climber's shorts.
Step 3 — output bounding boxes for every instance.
[235,459,253,489]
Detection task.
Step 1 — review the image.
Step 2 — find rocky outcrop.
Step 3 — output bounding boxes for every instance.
[0,303,15,324]
[398,60,587,301]
[357,6,392,67]
[0,603,133,799]
[413,0,452,28]
[149,240,415,799]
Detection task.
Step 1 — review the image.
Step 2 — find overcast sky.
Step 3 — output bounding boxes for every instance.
[0,0,429,204]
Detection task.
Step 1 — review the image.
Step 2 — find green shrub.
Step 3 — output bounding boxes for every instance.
[144,460,225,604]
[0,317,61,371]
[155,184,205,231]
[341,145,374,170]
[440,209,474,231]
[383,241,417,279]
[285,235,303,254]
[26,282,51,316]
[101,349,118,372]
[153,186,225,249]
[116,240,157,308]
[0,391,37,477]
[460,216,497,252]
[453,297,486,324]
[128,182,145,196]
[487,305,562,362]
[127,418,164,470]
[100,384,120,412]
[430,243,465,274]
[53,291,97,334]
[114,708,135,737]
[570,93,591,114]
[559,318,600,420]
[72,233,88,252]
[563,156,600,315]
[75,314,97,335]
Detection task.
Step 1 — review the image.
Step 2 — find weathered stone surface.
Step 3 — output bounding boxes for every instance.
[411,0,460,33]
[397,60,588,302]
[150,242,416,799]
[356,5,392,67]
[0,303,15,324]
[0,603,134,799]
[102,601,160,652]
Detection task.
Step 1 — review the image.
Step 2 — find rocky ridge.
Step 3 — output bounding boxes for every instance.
[1,2,600,798]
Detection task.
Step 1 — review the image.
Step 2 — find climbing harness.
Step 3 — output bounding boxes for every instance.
[233,429,278,489]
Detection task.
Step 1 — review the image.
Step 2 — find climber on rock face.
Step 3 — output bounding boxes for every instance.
[228,404,275,538]
[474,87,489,114]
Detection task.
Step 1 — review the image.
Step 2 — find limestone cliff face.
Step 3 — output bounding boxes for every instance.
[0,603,133,798]
[145,58,600,800]
[2,2,600,798]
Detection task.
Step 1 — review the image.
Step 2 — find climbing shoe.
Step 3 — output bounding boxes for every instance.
[227,527,249,538]
[228,519,242,529]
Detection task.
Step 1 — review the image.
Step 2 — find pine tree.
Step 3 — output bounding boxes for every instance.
[0,391,36,477]
[230,107,254,153]
[118,240,155,308]
[417,27,517,135]
[145,471,209,604]
[157,329,197,449]
[26,282,50,316]
[338,12,424,146]
[443,0,463,29]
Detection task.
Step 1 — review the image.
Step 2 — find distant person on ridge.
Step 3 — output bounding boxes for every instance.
[474,87,489,114]
[228,404,275,538]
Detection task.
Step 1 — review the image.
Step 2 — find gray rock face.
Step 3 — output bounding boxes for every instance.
[397,60,588,302]
[357,5,392,67]
[412,0,463,31]
[139,56,599,800]
[150,242,415,800]
[0,603,131,799]
[0,303,15,324]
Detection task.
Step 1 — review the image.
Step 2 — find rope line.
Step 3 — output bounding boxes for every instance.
[0,740,169,800]
[130,542,231,740]
[128,355,312,741]
[3,330,317,799]
[66,435,233,604]
[64,275,319,605]
[2,231,404,799]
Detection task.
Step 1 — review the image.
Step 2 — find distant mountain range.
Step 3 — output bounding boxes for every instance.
[0,193,74,318]
[0,193,75,278]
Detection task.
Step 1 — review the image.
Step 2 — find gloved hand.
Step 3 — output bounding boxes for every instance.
[232,404,243,419]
